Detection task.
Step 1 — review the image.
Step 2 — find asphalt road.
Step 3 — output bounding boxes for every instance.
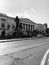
[0,37,49,65]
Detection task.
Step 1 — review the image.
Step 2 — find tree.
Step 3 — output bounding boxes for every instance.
[14,16,23,37]
[15,16,20,29]
[44,23,48,29]
[14,16,20,37]
[44,23,48,34]
[19,23,22,29]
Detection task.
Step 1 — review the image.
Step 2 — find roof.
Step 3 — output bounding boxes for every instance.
[37,23,44,26]
[7,16,15,20]
[20,18,36,25]
[0,13,15,20]
[0,13,37,25]
[0,13,7,16]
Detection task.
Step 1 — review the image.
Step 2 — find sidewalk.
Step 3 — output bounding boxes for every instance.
[0,37,37,43]
[0,36,48,43]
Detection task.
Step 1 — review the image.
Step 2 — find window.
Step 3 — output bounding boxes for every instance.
[12,25,15,30]
[7,24,10,29]
[23,23,25,30]
[31,25,32,31]
[1,19,5,29]
[1,23,5,29]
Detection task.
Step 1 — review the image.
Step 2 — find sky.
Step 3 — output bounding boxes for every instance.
[0,0,49,27]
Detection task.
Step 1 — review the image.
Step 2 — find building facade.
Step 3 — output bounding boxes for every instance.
[0,13,16,36]
[0,13,47,37]
[20,18,36,31]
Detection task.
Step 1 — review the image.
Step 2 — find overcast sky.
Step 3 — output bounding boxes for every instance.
[0,0,49,26]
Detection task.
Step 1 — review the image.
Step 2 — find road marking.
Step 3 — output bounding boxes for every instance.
[40,49,49,65]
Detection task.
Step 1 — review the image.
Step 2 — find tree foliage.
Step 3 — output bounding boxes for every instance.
[15,16,20,29]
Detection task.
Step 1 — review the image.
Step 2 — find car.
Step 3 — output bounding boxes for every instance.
[37,34,43,38]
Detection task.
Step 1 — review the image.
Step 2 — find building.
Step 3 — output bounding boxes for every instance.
[0,13,47,37]
[20,18,36,31]
[34,23,47,34]
[0,13,16,36]
[19,18,36,36]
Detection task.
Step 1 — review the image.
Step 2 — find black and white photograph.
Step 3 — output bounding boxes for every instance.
[0,0,49,65]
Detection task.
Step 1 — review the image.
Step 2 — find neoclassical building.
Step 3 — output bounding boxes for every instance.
[0,13,16,36]
[0,13,47,36]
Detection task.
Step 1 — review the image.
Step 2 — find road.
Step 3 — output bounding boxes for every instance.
[0,37,49,65]
[40,49,49,65]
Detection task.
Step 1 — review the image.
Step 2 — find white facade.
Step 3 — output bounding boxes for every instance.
[20,18,36,32]
[0,13,16,36]
[34,23,47,34]
[0,13,47,36]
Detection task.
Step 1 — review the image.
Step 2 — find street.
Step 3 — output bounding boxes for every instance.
[0,37,49,65]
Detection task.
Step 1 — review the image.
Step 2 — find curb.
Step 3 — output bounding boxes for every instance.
[40,49,49,65]
[0,37,37,43]
[0,37,47,43]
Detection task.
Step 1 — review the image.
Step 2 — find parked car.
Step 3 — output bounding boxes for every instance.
[37,34,43,38]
